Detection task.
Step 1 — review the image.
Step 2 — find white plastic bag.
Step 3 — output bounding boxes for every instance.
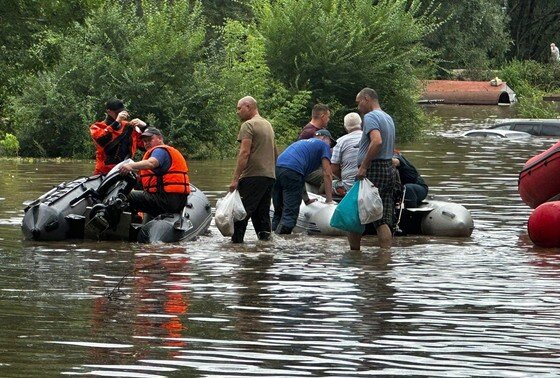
[214,190,247,236]
[358,178,383,224]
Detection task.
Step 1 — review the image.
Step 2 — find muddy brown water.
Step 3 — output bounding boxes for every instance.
[1,105,560,376]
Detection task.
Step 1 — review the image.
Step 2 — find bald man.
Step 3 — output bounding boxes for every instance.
[228,96,278,243]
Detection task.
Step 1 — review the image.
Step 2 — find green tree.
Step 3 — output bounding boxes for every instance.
[251,0,438,141]
[207,20,311,150]
[8,0,212,158]
[0,0,102,115]
[506,0,560,61]
[420,0,510,73]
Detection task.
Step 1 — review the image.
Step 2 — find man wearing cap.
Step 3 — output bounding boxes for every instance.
[349,87,396,250]
[118,127,190,217]
[331,112,363,196]
[89,98,148,175]
[272,130,335,234]
[228,96,278,243]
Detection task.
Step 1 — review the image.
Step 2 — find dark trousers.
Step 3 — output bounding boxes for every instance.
[232,176,275,243]
[404,183,428,208]
[272,167,305,233]
[127,190,188,217]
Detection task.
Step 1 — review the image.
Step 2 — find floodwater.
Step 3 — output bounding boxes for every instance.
[2,105,560,377]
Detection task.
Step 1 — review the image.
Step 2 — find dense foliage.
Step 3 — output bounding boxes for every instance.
[422,0,510,73]
[2,0,560,158]
[500,60,560,118]
[250,0,438,141]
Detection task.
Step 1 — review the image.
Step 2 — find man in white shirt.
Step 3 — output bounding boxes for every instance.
[331,112,362,196]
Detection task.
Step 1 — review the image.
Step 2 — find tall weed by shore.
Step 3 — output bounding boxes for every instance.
[501,60,560,118]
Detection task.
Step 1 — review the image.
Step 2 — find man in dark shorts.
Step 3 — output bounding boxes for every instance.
[349,88,396,250]
[229,96,278,243]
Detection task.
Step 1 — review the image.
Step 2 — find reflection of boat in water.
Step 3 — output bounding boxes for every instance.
[518,140,560,209]
[280,192,474,237]
[22,160,212,243]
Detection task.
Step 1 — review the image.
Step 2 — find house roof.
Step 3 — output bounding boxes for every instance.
[420,80,516,105]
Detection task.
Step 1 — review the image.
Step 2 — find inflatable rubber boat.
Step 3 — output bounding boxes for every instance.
[22,160,212,243]
[282,192,474,237]
[519,140,560,209]
[527,201,560,248]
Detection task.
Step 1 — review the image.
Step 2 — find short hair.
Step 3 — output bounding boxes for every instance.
[238,96,258,109]
[106,98,125,111]
[357,88,379,101]
[311,103,330,118]
[344,112,362,131]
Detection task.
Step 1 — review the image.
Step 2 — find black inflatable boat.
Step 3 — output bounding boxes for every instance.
[22,160,212,243]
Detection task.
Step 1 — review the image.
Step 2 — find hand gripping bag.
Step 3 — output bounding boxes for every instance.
[215,190,247,236]
[358,178,383,224]
[329,181,365,234]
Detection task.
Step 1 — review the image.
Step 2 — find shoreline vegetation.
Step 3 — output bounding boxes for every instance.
[1,0,559,159]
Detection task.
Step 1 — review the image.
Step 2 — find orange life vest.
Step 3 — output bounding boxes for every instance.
[90,120,143,175]
[139,145,190,194]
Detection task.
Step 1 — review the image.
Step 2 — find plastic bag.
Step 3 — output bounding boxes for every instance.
[358,178,383,224]
[329,181,365,234]
[215,190,247,236]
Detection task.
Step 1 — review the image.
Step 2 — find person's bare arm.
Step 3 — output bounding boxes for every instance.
[356,129,382,180]
[119,157,159,174]
[229,138,252,192]
[322,158,333,203]
[332,163,341,179]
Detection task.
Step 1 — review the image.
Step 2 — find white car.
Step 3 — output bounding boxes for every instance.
[460,129,531,139]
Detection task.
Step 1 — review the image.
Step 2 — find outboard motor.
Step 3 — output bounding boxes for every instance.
[85,160,137,239]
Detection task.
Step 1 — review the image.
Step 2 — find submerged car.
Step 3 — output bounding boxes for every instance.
[489,119,560,136]
[461,129,531,139]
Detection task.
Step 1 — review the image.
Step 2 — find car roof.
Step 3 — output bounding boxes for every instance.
[461,129,531,138]
[490,119,560,128]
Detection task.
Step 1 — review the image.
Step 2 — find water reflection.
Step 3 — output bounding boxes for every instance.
[3,106,560,376]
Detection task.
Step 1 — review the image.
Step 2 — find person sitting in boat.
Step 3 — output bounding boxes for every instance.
[331,112,363,196]
[118,127,190,217]
[90,98,148,175]
[272,130,336,234]
[392,151,428,208]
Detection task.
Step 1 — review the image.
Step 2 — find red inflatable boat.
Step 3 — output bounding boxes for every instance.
[528,201,560,248]
[518,140,560,209]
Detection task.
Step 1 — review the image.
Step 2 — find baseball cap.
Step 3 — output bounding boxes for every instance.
[315,129,337,147]
[141,127,163,138]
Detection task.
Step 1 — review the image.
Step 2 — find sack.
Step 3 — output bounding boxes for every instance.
[214,190,247,236]
[358,178,383,224]
[329,181,365,234]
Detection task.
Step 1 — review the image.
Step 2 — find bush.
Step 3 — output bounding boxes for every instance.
[0,133,20,157]
[251,0,438,142]
[204,20,311,152]
[7,1,213,159]
[500,60,560,118]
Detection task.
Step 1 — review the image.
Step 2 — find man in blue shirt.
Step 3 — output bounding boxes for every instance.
[119,127,190,217]
[350,87,396,250]
[272,130,335,234]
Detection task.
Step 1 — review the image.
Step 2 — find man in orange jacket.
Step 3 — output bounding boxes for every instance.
[119,127,190,217]
[90,98,148,175]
